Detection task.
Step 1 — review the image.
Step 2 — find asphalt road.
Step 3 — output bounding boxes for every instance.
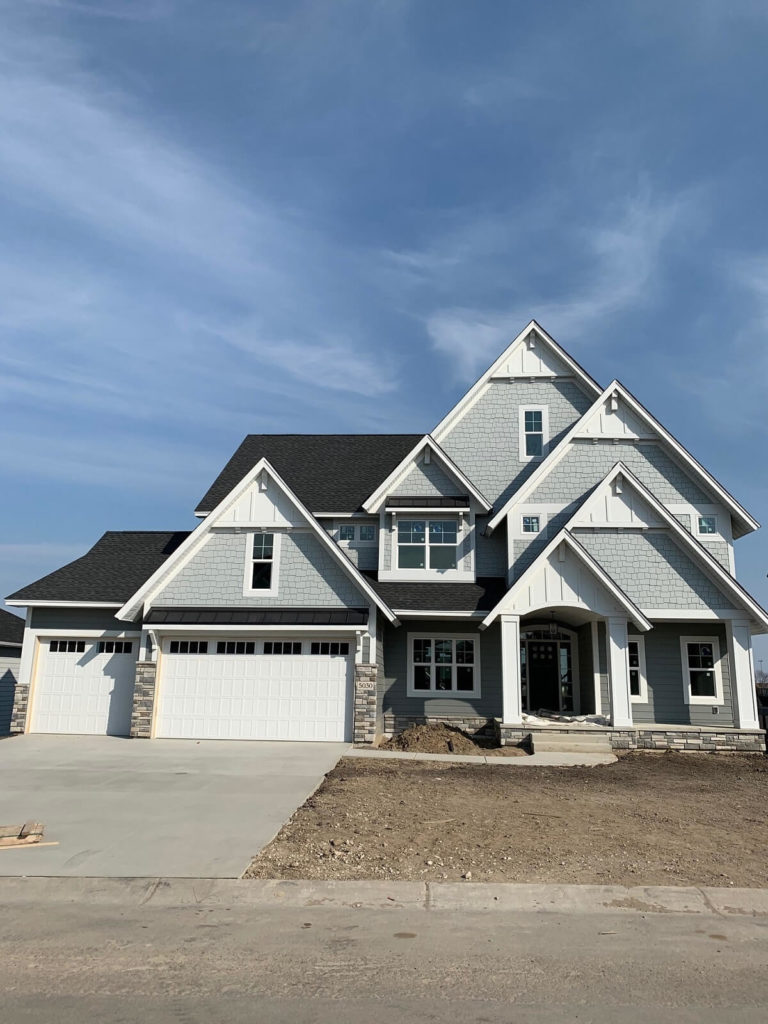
[3,894,768,1023]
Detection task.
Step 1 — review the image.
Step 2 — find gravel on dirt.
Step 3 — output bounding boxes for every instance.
[246,751,768,887]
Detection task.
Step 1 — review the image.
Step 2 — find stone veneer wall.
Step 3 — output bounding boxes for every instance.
[354,663,377,745]
[9,681,29,734]
[496,723,765,753]
[130,661,157,738]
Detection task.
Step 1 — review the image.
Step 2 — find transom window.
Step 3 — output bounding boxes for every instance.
[98,640,133,654]
[169,640,208,655]
[520,406,548,461]
[49,640,86,654]
[217,641,256,655]
[408,636,478,695]
[522,515,541,534]
[627,638,647,702]
[398,519,458,570]
[264,641,302,655]
[310,641,350,656]
[697,515,717,535]
[251,533,274,590]
[681,637,723,704]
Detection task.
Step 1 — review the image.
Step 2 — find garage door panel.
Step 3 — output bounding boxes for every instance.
[156,640,353,741]
[33,641,137,736]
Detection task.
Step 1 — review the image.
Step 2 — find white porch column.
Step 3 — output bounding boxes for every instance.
[500,613,522,724]
[607,616,633,727]
[726,619,760,730]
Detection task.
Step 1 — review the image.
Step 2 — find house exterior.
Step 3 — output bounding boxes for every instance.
[6,322,767,751]
[0,607,24,735]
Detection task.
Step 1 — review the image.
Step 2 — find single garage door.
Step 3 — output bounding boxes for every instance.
[31,638,138,735]
[155,637,354,741]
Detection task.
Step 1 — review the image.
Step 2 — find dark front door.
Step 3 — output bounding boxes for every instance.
[527,641,560,712]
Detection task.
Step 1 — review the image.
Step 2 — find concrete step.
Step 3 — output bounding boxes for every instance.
[530,732,614,754]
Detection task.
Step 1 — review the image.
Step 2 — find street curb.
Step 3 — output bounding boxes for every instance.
[1,876,767,916]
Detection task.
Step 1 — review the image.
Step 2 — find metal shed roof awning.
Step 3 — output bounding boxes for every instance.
[144,607,369,626]
[385,495,471,510]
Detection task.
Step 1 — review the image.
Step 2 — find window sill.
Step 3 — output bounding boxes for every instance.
[241,588,279,599]
[406,689,481,699]
[684,695,724,706]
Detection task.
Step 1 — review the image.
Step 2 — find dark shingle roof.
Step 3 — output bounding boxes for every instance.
[145,607,368,626]
[365,575,507,613]
[6,532,190,604]
[0,607,24,645]
[195,434,424,515]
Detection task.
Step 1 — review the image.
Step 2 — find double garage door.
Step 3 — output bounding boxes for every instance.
[30,636,353,741]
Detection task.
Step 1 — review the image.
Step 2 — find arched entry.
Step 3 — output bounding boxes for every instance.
[520,624,579,714]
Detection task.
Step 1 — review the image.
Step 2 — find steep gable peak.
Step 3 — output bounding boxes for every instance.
[570,462,665,529]
[432,320,603,442]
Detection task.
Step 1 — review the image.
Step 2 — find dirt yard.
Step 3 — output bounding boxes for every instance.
[246,751,768,887]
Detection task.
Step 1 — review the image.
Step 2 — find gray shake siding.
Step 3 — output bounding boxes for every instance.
[440,380,594,508]
[475,516,508,576]
[0,648,20,735]
[391,456,464,497]
[629,622,735,727]
[573,529,734,611]
[156,529,367,608]
[379,619,502,722]
[529,439,710,505]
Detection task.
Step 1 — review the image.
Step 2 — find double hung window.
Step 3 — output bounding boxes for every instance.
[397,519,458,570]
[520,406,549,461]
[627,638,647,702]
[681,637,723,704]
[250,533,274,590]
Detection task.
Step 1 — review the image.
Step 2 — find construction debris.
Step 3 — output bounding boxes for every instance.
[0,822,45,848]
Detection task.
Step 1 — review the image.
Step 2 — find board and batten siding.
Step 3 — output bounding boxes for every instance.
[379,620,503,721]
[155,529,367,608]
[0,647,20,735]
[439,379,594,509]
[629,622,735,727]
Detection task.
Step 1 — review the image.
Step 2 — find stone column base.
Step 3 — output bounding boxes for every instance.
[353,663,377,745]
[9,681,30,734]
[130,661,158,738]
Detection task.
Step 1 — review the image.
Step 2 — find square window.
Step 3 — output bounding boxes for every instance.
[359,525,375,542]
[522,515,540,534]
[697,516,717,535]
[253,533,274,559]
[339,525,355,542]
[690,669,716,697]
[399,545,426,569]
[430,546,457,570]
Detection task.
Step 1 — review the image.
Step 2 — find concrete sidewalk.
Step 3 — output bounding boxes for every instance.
[2,876,767,917]
[347,747,617,766]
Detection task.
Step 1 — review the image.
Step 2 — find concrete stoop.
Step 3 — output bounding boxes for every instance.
[529,730,614,755]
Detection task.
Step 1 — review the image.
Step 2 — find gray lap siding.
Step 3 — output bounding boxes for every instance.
[0,648,20,735]
[629,622,735,727]
[379,620,502,723]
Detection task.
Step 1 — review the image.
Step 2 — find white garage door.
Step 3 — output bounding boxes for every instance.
[155,637,353,741]
[32,638,138,736]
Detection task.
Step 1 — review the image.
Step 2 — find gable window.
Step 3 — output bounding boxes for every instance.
[522,515,541,534]
[627,638,647,703]
[398,519,458,570]
[251,533,274,588]
[338,523,377,544]
[520,406,549,462]
[680,636,723,705]
[407,635,479,696]
[697,515,717,535]
[359,524,376,542]
[339,524,355,541]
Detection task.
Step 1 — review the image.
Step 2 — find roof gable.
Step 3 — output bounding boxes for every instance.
[118,458,398,624]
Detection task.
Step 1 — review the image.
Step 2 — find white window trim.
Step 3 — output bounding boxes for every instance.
[519,405,550,463]
[397,517,460,572]
[406,632,481,698]
[696,514,718,536]
[521,513,545,536]
[242,531,281,597]
[337,522,378,546]
[627,636,648,704]
[680,635,724,706]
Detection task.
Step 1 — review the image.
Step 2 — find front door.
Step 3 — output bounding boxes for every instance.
[527,641,560,712]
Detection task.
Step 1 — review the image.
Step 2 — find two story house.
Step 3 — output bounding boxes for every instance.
[6,322,766,751]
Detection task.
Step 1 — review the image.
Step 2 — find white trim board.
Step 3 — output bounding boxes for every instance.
[431,320,603,442]
[115,458,399,625]
[486,380,759,538]
[5,601,122,608]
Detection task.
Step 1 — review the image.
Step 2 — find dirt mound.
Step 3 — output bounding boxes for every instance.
[379,722,489,755]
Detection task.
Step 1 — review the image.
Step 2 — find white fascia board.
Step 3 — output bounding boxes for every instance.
[599,463,768,631]
[116,457,398,625]
[480,528,651,632]
[606,383,760,537]
[4,600,122,608]
[362,435,491,513]
[432,320,603,443]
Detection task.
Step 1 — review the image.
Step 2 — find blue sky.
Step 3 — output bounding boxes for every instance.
[2,0,768,661]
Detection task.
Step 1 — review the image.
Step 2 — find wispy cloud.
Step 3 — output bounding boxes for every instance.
[420,189,700,378]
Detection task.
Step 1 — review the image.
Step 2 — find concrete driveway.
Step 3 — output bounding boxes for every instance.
[0,735,348,878]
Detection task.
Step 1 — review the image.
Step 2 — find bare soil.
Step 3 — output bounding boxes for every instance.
[246,751,768,887]
[377,721,528,757]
